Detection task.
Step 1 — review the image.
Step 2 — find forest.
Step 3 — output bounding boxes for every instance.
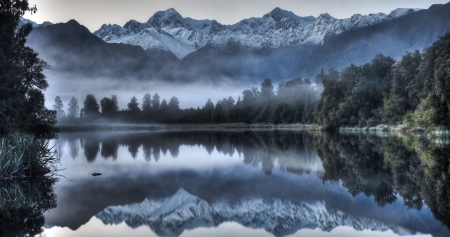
[54,32,450,132]
[55,77,318,125]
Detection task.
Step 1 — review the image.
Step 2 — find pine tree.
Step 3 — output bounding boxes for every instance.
[53,96,65,121]
[83,94,100,119]
[142,93,151,112]
[67,97,79,118]
[127,96,140,112]
[151,93,160,110]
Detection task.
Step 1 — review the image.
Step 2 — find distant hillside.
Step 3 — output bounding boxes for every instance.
[26,20,172,81]
[290,3,450,79]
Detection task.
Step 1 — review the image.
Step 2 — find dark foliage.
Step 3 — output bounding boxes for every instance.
[57,78,319,124]
[0,0,56,137]
[315,32,450,130]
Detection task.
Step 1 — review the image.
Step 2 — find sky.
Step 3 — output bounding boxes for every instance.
[24,0,449,32]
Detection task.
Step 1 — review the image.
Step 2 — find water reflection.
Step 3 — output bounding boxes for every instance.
[55,131,320,176]
[0,178,57,237]
[44,131,450,237]
[315,132,450,230]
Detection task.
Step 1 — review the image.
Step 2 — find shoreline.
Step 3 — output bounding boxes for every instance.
[55,123,321,132]
[55,123,450,139]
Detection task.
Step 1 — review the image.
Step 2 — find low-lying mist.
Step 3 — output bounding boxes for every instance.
[44,72,252,110]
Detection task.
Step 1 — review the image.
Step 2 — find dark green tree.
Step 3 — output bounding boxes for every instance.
[168,96,180,110]
[204,98,214,122]
[151,93,160,110]
[53,96,65,121]
[82,94,100,119]
[142,93,151,112]
[384,51,421,124]
[100,95,118,116]
[67,97,79,118]
[127,96,140,113]
[260,78,274,102]
[0,0,56,137]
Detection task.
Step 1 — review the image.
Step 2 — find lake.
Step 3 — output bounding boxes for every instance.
[4,130,449,237]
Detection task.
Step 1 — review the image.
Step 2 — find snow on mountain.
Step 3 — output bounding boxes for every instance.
[93,7,421,59]
[386,8,422,20]
[96,188,411,237]
[18,17,53,28]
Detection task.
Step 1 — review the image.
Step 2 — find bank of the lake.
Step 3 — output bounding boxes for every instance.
[55,122,450,139]
[55,123,322,132]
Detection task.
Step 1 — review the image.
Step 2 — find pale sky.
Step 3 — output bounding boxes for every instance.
[24,0,449,32]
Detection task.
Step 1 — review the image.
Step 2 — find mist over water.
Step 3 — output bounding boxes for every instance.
[44,72,250,110]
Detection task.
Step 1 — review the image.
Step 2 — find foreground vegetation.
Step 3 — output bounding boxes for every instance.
[0,134,58,180]
[0,0,58,179]
[0,1,59,234]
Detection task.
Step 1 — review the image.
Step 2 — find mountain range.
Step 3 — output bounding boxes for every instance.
[95,188,411,237]
[93,7,418,60]
[24,3,450,84]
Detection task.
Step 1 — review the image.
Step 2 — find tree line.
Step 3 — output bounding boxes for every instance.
[315,32,450,131]
[54,77,319,124]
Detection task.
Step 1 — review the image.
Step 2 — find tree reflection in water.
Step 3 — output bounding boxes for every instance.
[0,177,57,236]
[314,132,450,230]
[56,130,450,231]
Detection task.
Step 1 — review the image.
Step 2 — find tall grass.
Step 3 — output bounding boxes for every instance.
[0,133,59,179]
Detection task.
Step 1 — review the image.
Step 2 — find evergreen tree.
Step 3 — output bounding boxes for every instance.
[67,97,79,118]
[53,96,65,121]
[0,0,56,137]
[142,93,151,112]
[151,93,160,110]
[260,78,274,102]
[204,99,214,122]
[160,99,168,110]
[168,96,180,110]
[127,96,140,112]
[384,51,421,123]
[100,95,119,116]
[83,94,100,119]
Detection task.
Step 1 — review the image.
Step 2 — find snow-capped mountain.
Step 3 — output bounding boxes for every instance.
[96,188,411,237]
[18,17,53,28]
[93,7,421,59]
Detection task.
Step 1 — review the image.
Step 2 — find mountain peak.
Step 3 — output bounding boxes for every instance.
[146,8,184,28]
[152,8,182,19]
[387,8,421,19]
[266,7,298,21]
[318,13,334,19]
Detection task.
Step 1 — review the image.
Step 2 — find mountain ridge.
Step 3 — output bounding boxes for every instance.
[290,2,450,79]
[25,19,172,81]
[21,3,450,84]
[93,7,421,59]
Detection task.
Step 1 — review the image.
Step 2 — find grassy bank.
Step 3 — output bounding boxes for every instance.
[0,134,59,180]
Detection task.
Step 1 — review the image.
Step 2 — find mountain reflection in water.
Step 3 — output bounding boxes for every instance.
[41,131,449,237]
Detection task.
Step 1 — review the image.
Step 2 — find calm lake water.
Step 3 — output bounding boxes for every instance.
[5,130,450,237]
